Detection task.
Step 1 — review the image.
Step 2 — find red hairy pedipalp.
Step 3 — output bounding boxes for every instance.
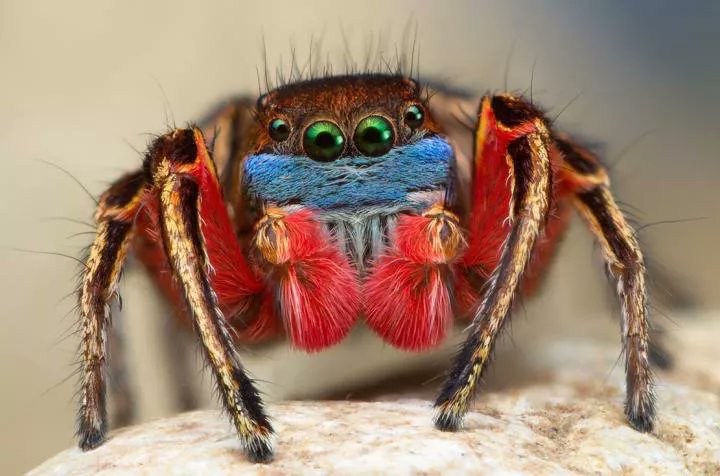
[364,214,458,351]
[261,210,361,352]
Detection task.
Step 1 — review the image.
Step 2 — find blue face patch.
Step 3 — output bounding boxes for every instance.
[243,136,453,210]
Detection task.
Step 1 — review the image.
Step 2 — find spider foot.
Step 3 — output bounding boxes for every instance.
[433,395,467,433]
[243,432,274,463]
[77,424,106,451]
[433,409,464,432]
[626,401,655,433]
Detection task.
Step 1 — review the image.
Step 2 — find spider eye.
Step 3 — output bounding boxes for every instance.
[354,115,395,157]
[303,121,345,162]
[268,118,290,141]
[404,104,425,129]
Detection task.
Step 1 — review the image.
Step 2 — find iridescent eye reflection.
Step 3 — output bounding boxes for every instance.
[268,118,290,141]
[303,121,345,162]
[404,104,424,129]
[354,116,395,157]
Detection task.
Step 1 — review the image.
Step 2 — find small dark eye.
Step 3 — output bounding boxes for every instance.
[404,104,425,129]
[303,121,345,162]
[354,115,395,157]
[269,118,290,141]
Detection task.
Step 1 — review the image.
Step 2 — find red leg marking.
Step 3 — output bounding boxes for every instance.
[132,143,272,340]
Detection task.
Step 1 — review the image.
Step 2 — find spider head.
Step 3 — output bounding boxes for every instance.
[253,74,440,158]
[244,74,454,211]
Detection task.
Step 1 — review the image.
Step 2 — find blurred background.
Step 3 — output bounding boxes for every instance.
[1,1,718,473]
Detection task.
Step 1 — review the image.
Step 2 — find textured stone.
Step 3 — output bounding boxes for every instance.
[31,381,720,475]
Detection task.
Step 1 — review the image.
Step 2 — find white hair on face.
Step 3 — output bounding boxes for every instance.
[319,190,445,271]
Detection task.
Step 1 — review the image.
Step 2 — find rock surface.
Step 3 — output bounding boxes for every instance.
[30,312,720,474]
[31,381,719,475]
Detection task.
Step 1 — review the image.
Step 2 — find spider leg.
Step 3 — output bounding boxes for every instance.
[126,98,258,416]
[131,205,204,413]
[78,170,144,449]
[555,137,655,432]
[151,129,273,460]
[434,95,553,431]
[79,129,274,462]
[523,138,672,372]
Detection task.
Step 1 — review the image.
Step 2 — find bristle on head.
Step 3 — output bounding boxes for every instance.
[257,26,422,95]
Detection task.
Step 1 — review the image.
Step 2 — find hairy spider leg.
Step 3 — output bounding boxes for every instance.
[434,95,554,431]
[80,125,363,462]
[125,103,277,422]
[515,138,670,372]
[523,135,657,430]
[555,137,654,432]
[78,170,142,451]
[433,95,655,434]
[79,128,274,462]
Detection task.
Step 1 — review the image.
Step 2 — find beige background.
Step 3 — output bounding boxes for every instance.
[1,1,718,473]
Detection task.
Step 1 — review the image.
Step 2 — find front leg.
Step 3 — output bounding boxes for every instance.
[78,140,272,457]
[434,95,553,430]
[150,129,273,461]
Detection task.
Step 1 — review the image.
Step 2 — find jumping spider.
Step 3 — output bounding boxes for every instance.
[78,73,656,462]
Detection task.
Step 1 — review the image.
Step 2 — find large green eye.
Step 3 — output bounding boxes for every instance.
[353,115,395,157]
[303,121,345,162]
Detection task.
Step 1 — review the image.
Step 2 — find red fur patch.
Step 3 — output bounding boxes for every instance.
[132,160,271,340]
[195,160,265,317]
[462,105,512,272]
[270,211,361,352]
[364,215,456,351]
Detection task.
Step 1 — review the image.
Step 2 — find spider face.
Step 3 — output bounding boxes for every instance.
[243,75,454,213]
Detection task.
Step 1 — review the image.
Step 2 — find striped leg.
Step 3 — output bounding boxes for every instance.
[151,129,273,460]
[78,128,274,462]
[434,95,553,430]
[78,171,144,449]
[556,138,655,432]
